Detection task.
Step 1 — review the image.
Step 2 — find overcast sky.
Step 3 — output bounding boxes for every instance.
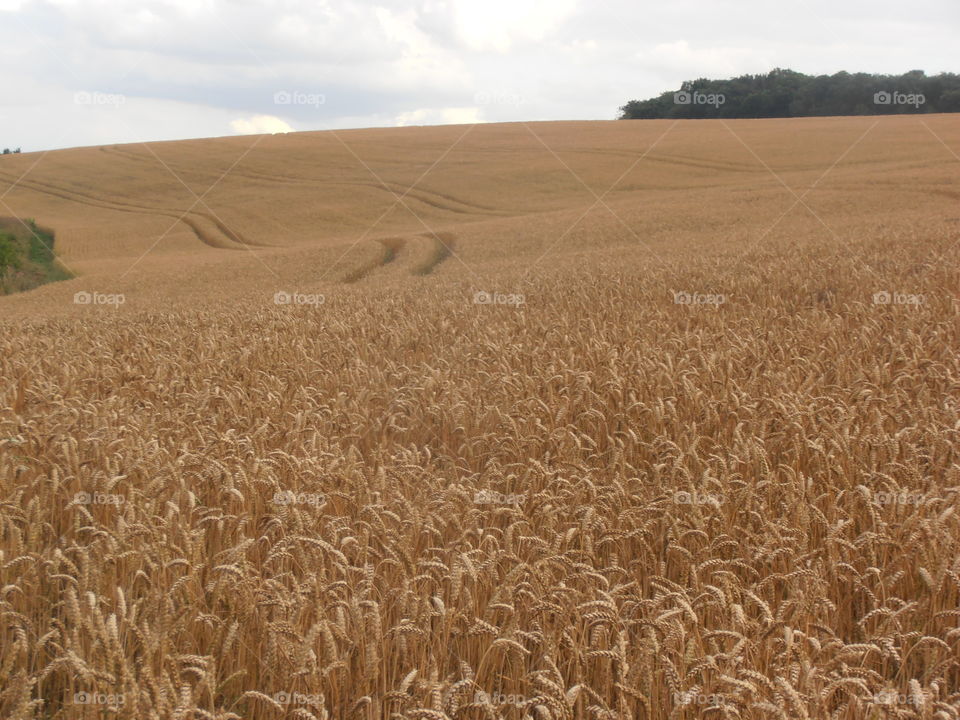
[1,0,958,151]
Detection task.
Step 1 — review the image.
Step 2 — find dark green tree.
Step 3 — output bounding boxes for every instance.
[620,69,960,119]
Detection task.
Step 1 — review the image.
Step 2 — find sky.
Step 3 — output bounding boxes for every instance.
[1,0,958,151]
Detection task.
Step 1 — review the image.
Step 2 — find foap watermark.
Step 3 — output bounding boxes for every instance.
[872,290,924,306]
[673,291,726,306]
[674,90,725,108]
[873,691,921,706]
[74,291,125,306]
[74,491,125,506]
[474,91,524,107]
[673,491,724,505]
[874,91,925,108]
[74,91,126,108]
[674,691,723,707]
[473,691,527,707]
[473,291,525,306]
[273,91,326,108]
[273,691,323,706]
[72,692,125,706]
[474,490,524,505]
[272,490,326,506]
[274,291,324,306]
[875,491,925,506]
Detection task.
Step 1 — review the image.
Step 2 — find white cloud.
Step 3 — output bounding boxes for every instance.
[450,0,579,52]
[230,115,294,135]
[395,106,482,126]
[637,40,769,78]
[372,7,470,91]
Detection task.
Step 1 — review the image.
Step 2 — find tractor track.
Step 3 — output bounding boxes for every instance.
[0,169,266,250]
[410,231,455,276]
[99,146,512,217]
[342,237,407,283]
[341,231,455,283]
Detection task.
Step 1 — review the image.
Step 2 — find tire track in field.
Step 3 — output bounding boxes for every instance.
[100,146,512,217]
[342,237,407,283]
[0,169,266,250]
[357,141,760,173]
[340,231,455,283]
[0,175,245,250]
[410,231,455,276]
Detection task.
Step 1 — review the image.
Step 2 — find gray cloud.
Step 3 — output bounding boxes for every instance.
[1,0,958,150]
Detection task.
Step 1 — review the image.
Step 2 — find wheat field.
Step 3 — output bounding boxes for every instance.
[1,116,959,719]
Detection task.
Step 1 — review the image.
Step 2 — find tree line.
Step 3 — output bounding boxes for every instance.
[619,69,960,119]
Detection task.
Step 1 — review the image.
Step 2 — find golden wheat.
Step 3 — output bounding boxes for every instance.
[1,116,959,719]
